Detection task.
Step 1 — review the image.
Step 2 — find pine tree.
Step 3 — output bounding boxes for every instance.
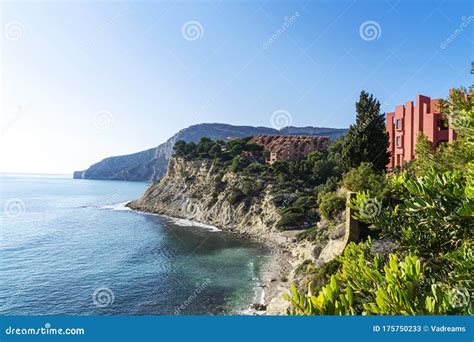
[342,90,390,172]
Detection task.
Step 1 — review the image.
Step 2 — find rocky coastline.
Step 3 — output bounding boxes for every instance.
[126,156,347,315]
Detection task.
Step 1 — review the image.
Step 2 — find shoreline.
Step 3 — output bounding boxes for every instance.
[125,201,293,315]
[256,246,292,314]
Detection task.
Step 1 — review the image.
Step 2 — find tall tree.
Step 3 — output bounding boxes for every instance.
[342,90,390,172]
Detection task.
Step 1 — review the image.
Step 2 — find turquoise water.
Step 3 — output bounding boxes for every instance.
[0,174,269,315]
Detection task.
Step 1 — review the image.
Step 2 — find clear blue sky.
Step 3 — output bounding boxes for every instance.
[1,0,472,173]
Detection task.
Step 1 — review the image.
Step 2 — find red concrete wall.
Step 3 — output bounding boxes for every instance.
[386,112,395,169]
[404,101,414,162]
[385,94,456,169]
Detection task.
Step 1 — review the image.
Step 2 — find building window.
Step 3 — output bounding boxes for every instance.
[396,136,401,147]
[396,119,401,130]
[438,119,448,130]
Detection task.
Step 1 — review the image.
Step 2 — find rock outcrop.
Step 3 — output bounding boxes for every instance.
[127,156,282,239]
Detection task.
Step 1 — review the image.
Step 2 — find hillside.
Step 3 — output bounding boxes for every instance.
[73,123,347,181]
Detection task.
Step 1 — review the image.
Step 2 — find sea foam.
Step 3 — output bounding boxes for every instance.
[102,201,221,232]
[99,201,132,211]
[160,215,221,232]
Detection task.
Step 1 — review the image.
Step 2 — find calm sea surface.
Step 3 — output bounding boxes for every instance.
[0,174,269,315]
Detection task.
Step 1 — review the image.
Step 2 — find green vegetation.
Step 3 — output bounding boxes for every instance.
[172,131,349,230]
[285,239,472,315]
[351,169,472,259]
[342,162,387,197]
[294,258,340,294]
[173,136,264,161]
[317,192,345,221]
[342,90,390,172]
[228,188,245,205]
[285,85,474,315]
[296,226,328,243]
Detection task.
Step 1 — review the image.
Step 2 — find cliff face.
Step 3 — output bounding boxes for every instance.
[128,156,282,238]
[73,147,164,181]
[74,123,347,182]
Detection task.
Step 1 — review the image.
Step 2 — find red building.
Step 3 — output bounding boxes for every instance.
[251,135,329,165]
[386,94,456,169]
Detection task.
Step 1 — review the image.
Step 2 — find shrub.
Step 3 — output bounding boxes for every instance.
[208,143,223,159]
[412,86,473,176]
[276,205,320,230]
[172,136,265,163]
[241,180,265,198]
[284,276,356,315]
[317,192,345,220]
[413,133,474,176]
[285,240,472,315]
[196,137,214,157]
[342,162,387,196]
[276,210,305,230]
[350,169,473,259]
[293,195,316,207]
[241,181,254,196]
[245,163,267,174]
[296,259,341,295]
[296,226,328,242]
[229,156,250,173]
[173,140,187,156]
[295,259,315,277]
[228,188,245,205]
[314,177,339,197]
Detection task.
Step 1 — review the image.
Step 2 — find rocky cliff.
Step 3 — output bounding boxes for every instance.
[74,123,347,181]
[127,156,282,238]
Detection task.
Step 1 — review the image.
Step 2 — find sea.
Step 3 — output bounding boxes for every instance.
[0,174,270,315]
